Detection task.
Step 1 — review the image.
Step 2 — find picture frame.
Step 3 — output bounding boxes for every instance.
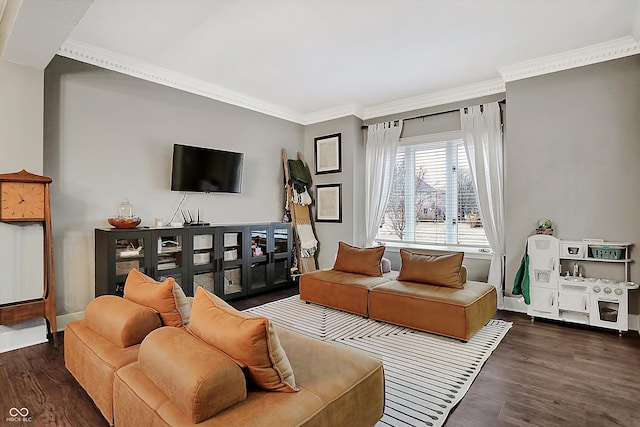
[314,133,342,174]
[315,183,342,223]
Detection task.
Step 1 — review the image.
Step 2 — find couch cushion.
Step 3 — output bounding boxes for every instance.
[114,363,326,427]
[138,327,246,423]
[123,268,183,327]
[188,287,298,392]
[397,249,464,288]
[65,320,141,425]
[333,242,385,277]
[276,326,385,426]
[299,270,396,316]
[368,279,497,340]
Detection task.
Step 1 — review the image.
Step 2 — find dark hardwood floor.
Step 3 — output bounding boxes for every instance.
[1,287,639,426]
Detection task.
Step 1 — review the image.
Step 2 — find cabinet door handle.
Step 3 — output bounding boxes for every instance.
[550,293,555,306]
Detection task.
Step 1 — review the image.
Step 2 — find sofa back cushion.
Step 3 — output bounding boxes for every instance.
[84,295,162,348]
[123,268,183,327]
[333,241,385,277]
[397,249,465,288]
[139,327,247,423]
[188,287,298,392]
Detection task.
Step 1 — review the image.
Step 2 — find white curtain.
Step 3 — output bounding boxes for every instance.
[365,120,403,247]
[460,103,505,308]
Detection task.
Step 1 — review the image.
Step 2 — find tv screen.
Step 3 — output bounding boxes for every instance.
[171,144,244,193]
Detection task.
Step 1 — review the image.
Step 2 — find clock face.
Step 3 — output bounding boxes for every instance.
[0,182,46,220]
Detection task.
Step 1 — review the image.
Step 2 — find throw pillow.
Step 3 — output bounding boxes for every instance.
[123,268,184,327]
[397,249,464,288]
[381,257,392,273]
[332,241,385,277]
[188,287,298,392]
[174,283,192,325]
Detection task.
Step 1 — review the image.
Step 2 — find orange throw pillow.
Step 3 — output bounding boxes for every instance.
[397,249,464,288]
[188,287,298,392]
[332,241,385,277]
[123,268,184,327]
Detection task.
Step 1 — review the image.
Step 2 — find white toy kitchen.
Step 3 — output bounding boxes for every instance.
[526,235,638,335]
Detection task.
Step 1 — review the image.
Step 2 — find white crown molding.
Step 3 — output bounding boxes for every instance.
[58,36,640,127]
[58,38,306,124]
[499,36,640,83]
[302,103,364,125]
[360,78,506,121]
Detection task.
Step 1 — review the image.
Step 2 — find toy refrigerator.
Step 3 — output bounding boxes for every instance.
[526,235,560,319]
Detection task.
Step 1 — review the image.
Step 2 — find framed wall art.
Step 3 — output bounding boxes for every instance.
[314,133,342,174]
[315,183,342,223]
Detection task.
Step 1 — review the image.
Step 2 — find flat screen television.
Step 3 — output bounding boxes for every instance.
[171,144,244,193]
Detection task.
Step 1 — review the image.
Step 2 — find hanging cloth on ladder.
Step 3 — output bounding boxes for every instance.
[288,159,312,193]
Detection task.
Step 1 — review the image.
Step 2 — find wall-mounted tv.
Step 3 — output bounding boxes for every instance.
[171,144,244,193]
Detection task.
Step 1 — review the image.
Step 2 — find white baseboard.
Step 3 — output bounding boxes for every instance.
[0,319,47,353]
[502,295,527,313]
[56,311,84,332]
[0,311,85,353]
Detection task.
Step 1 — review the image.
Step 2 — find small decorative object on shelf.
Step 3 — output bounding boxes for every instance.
[108,197,141,228]
[535,218,553,235]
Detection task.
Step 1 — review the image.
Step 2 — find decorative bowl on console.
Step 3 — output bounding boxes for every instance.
[108,217,142,229]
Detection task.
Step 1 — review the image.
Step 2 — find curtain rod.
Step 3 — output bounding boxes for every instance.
[361,99,505,130]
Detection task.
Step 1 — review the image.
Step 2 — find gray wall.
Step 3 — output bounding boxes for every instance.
[0,60,47,338]
[0,60,43,173]
[505,55,640,313]
[304,116,365,269]
[44,56,304,315]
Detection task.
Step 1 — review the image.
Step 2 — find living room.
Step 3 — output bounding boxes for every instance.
[1,1,640,426]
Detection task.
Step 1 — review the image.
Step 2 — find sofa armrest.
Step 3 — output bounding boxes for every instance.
[138,327,247,423]
[84,295,162,348]
[461,265,467,284]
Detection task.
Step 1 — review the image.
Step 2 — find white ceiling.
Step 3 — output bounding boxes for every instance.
[4,0,640,124]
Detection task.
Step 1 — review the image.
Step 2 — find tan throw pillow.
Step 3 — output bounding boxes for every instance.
[397,249,465,288]
[332,241,385,277]
[123,268,184,327]
[188,287,298,392]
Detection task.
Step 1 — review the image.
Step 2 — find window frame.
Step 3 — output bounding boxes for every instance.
[376,130,490,251]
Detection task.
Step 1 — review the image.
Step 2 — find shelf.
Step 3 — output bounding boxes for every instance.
[561,257,632,263]
[96,223,291,300]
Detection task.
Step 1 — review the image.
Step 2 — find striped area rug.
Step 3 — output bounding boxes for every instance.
[246,296,511,427]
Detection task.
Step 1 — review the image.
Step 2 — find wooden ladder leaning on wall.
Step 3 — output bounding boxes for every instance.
[281,149,318,274]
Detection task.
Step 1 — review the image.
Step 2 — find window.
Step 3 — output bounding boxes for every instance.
[376,132,489,248]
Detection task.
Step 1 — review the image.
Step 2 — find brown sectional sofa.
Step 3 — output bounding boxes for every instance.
[65,294,384,426]
[299,269,398,316]
[300,249,497,341]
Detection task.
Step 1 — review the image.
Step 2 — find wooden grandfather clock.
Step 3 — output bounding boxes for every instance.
[0,170,57,346]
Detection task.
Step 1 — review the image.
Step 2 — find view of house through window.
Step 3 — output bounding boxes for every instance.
[376,135,489,248]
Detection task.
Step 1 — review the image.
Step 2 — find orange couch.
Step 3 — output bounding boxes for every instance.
[64,296,162,424]
[65,295,384,426]
[300,249,497,341]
